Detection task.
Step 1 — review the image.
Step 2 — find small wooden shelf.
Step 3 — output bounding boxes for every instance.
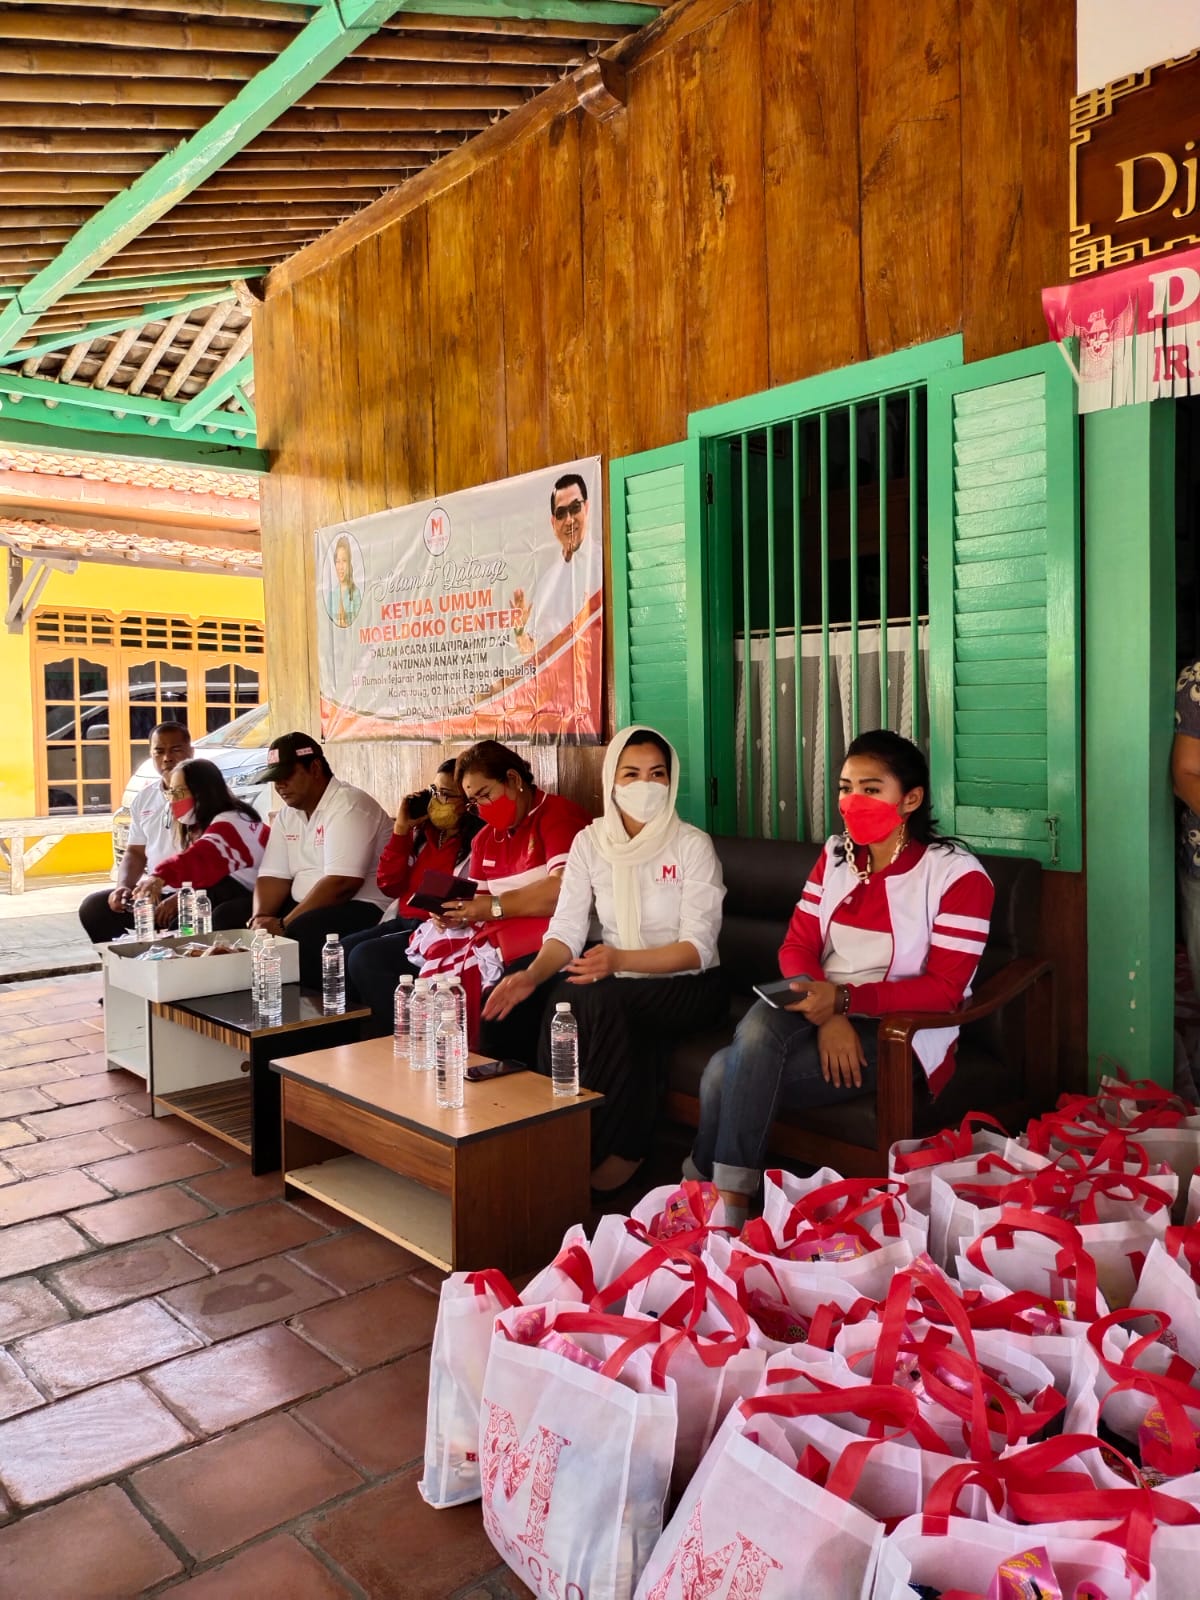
[287,1155,453,1269]
[156,1078,253,1153]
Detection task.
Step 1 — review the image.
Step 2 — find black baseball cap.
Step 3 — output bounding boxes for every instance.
[255,732,324,784]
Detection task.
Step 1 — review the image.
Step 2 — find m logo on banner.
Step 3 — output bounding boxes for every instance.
[644,1504,783,1600]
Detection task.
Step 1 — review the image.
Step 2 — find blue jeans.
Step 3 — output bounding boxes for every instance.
[686,998,878,1194]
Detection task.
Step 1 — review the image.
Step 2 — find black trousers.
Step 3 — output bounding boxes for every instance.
[477,952,546,1070]
[79,876,247,944]
[536,966,729,1165]
[343,918,421,1037]
[220,895,382,989]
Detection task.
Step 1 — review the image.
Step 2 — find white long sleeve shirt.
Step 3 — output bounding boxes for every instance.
[544,822,725,976]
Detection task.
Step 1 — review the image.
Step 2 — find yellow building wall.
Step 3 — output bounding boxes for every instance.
[0,563,265,878]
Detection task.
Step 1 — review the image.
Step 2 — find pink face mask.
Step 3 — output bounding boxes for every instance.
[171,797,196,824]
[839,792,905,845]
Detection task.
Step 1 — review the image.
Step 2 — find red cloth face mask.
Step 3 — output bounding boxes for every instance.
[477,790,518,830]
[170,797,196,823]
[839,792,904,845]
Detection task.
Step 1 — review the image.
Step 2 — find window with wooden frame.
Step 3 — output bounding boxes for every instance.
[32,608,265,815]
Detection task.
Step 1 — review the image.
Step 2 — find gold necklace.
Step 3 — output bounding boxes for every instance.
[843,824,907,885]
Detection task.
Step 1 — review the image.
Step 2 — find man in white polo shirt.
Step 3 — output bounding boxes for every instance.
[78,720,193,943]
[246,731,393,988]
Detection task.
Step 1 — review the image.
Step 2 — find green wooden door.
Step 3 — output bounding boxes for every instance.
[927,342,1081,868]
[609,439,710,825]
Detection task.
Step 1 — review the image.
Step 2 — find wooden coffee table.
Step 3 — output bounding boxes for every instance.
[270,1038,602,1276]
[148,987,370,1175]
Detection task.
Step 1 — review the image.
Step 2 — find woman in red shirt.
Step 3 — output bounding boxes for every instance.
[436,739,590,1065]
[343,758,480,1033]
[687,730,994,1226]
[136,758,267,930]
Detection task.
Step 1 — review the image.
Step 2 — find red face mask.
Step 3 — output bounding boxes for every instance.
[839,792,905,845]
[477,790,518,831]
[170,797,196,823]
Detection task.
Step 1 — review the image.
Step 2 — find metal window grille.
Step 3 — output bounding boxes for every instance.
[715,387,929,840]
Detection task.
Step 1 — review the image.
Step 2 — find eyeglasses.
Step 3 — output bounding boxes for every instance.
[552,499,584,522]
[462,788,499,814]
[429,786,461,803]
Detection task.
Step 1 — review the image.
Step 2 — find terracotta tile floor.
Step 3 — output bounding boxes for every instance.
[0,972,533,1598]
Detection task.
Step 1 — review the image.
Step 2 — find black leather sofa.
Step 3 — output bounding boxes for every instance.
[663,835,1056,1178]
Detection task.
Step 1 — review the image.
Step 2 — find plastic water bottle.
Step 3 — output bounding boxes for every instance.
[550,1002,579,1097]
[409,978,434,1071]
[444,974,468,1055]
[249,928,268,1004]
[132,892,155,942]
[322,933,345,1014]
[258,937,282,1024]
[393,974,414,1062]
[435,1008,465,1110]
[192,890,212,936]
[177,881,195,936]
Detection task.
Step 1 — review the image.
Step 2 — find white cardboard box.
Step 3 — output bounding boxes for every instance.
[103,929,300,1003]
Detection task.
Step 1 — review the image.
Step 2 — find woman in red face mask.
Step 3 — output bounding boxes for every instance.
[434,739,591,1066]
[686,730,995,1227]
[135,758,269,932]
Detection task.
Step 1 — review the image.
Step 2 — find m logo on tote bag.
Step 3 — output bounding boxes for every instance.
[643,1504,783,1600]
[481,1404,571,1558]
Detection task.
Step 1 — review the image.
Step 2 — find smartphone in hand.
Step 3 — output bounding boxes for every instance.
[407,788,430,819]
[753,977,811,1009]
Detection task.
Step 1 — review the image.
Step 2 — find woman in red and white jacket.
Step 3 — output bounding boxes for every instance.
[687,729,994,1226]
[136,758,268,930]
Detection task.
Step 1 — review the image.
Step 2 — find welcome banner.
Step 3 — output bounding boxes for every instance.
[315,457,602,744]
[1042,244,1200,411]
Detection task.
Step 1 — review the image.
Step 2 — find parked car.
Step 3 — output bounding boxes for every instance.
[111,702,273,870]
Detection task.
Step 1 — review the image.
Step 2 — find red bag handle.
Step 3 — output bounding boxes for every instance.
[548,1308,665,1382]
[741,1378,953,1456]
[964,1207,1101,1322]
[890,1112,1007,1173]
[959,1287,1065,1334]
[777,1177,910,1239]
[466,1268,521,1310]
[873,1260,978,1389]
[1166,1225,1200,1284]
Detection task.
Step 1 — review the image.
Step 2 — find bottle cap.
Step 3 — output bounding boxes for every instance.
[555,1002,572,1013]
[399,975,414,986]
[415,978,430,989]
[325,933,338,943]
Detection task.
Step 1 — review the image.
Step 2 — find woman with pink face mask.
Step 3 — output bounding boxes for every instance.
[439,739,591,1067]
[687,729,995,1227]
[135,757,269,931]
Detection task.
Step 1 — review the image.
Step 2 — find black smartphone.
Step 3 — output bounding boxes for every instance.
[407,788,430,819]
[753,977,811,1008]
[465,1058,528,1083]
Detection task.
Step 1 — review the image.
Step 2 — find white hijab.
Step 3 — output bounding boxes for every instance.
[584,724,681,950]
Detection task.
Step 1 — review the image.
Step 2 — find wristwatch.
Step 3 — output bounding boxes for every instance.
[490,897,504,920]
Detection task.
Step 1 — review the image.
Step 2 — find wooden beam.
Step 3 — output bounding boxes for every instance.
[172,353,255,430]
[91,327,145,390]
[0,0,408,355]
[24,0,311,20]
[0,292,235,365]
[160,303,233,400]
[0,75,529,108]
[0,419,267,474]
[203,323,254,385]
[0,372,248,435]
[0,268,264,299]
[58,341,93,383]
[126,312,193,395]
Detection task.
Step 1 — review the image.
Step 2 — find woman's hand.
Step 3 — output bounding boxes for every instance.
[792,979,838,1025]
[816,1017,867,1089]
[439,894,492,930]
[482,969,538,1021]
[565,945,621,984]
[134,874,163,903]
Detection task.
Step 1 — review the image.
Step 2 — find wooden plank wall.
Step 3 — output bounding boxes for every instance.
[257,0,1083,1083]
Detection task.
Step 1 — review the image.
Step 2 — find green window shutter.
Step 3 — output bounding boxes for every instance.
[609,438,709,825]
[927,342,1081,870]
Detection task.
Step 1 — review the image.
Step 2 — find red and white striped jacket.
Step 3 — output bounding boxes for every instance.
[779,837,995,1092]
[154,811,269,893]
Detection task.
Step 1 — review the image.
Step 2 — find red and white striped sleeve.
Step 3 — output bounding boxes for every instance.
[850,866,995,1016]
[154,813,268,890]
[777,847,829,981]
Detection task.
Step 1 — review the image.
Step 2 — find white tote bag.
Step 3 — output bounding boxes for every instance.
[479,1300,677,1600]
[634,1405,883,1600]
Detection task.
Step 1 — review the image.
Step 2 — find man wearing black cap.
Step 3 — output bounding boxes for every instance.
[239,731,392,988]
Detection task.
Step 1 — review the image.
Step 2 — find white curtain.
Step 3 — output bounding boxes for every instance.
[732,622,930,839]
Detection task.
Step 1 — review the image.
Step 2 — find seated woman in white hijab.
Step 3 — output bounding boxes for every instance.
[482,726,727,1192]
